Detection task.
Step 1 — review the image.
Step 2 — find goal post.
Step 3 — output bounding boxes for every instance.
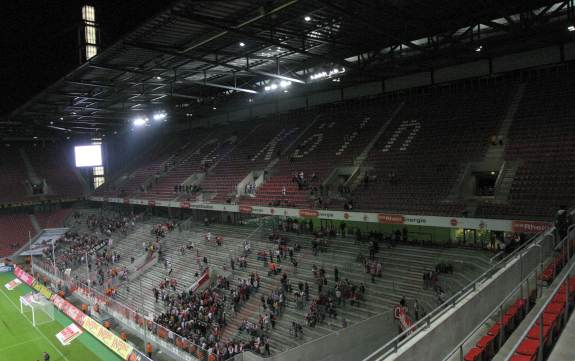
[20,293,55,327]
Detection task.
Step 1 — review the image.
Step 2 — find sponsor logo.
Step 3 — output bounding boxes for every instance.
[4,278,21,290]
[0,265,14,273]
[32,281,53,300]
[14,266,35,286]
[190,204,214,210]
[511,221,551,233]
[82,316,134,359]
[180,201,191,209]
[299,209,319,218]
[318,211,335,218]
[378,214,405,224]
[56,323,83,346]
[404,217,427,224]
[450,218,458,227]
[239,206,253,214]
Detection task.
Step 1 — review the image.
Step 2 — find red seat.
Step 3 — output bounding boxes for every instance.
[544,302,564,315]
[527,324,552,343]
[464,347,484,361]
[477,334,496,356]
[487,322,501,337]
[517,338,540,357]
[506,305,520,321]
[536,312,559,330]
[510,353,535,361]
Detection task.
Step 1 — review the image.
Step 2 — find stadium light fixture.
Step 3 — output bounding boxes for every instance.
[475,45,483,52]
[309,67,346,81]
[304,16,311,22]
[212,106,217,110]
[59,117,64,120]
[569,25,575,32]
[132,116,148,127]
[152,111,167,122]
[239,42,246,47]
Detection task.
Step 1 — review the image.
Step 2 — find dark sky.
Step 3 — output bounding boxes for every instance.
[0,0,176,116]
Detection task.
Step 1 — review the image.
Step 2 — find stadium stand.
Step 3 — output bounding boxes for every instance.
[0,146,30,203]
[202,115,306,204]
[35,208,72,229]
[25,143,85,198]
[58,211,491,355]
[241,99,398,208]
[0,213,33,257]
[352,84,513,216]
[476,72,575,219]
[137,126,251,201]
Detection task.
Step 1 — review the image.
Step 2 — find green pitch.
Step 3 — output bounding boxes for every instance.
[0,272,123,361]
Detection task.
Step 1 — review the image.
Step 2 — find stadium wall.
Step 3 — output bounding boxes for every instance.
[203,41,575,125]
[89,196,552,233]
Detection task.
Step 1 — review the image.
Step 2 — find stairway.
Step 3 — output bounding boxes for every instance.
[494,161,521,202]
[29,214,41,234]
[19,148,42,184]
[499,83,526,139]
[354,101,405,166]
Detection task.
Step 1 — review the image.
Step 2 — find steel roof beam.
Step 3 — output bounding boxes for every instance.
[127,42,305,83]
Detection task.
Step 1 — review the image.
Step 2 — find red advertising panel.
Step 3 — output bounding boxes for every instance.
[299,209,319,218]
[14,266,35,286]
[239,206,253,214]
[52,294,87,325]
[511,221,552,234]
[377,213,405,224]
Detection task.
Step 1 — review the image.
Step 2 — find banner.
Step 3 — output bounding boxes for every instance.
[56,323,83,346]
[0,264,14,273]
[32,281,54,300]
[189,269,210,293]
[14,266,35,286]
[4,278,22,290]
[511,220,552,234]
[52,295,86,325]
[82,316,134,360]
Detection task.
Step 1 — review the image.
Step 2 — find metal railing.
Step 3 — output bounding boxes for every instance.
[441,266,539,361]
[502,235,575,361]
[362,226,554,361]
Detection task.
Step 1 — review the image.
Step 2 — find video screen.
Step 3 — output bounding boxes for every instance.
[74,145,102,167]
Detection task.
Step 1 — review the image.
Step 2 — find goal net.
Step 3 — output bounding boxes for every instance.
[20,292,54,327]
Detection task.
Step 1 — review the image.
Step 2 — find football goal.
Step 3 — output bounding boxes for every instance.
[20,292,54,327]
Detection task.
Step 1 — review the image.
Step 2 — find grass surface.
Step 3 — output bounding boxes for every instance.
[0,272,123,361]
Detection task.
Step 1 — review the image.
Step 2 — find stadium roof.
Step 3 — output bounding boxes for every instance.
[3,0,574,138]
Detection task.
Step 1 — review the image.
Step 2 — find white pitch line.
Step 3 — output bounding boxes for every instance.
[0,285,71,361]
[0,337,43,352]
